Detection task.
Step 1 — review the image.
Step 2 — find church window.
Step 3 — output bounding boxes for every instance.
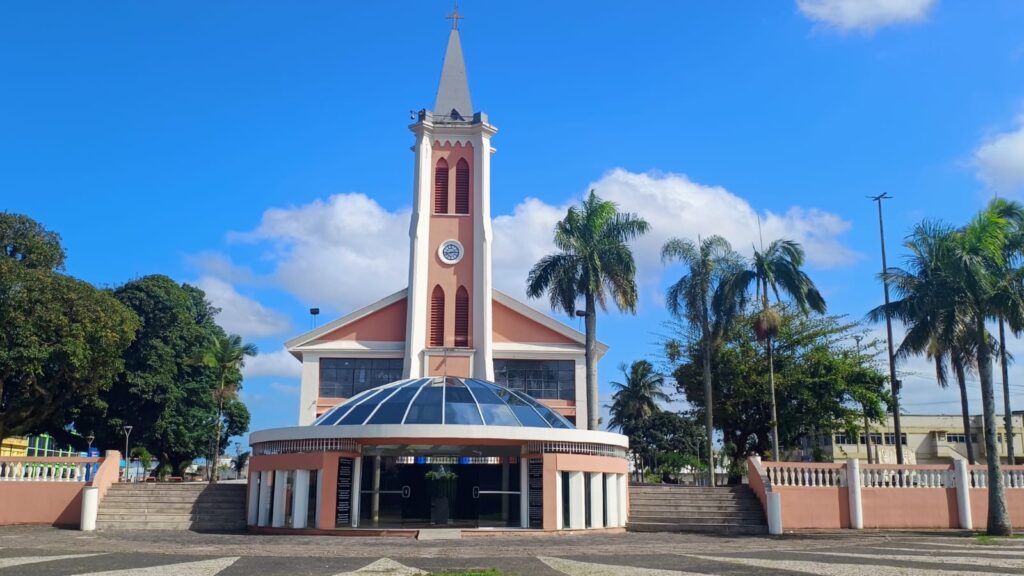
[492,359,576,400]
[319,358,403,398]
[455,286,469,347]
[434,158,449,214]
[430,285,445,347]
[455,158,470,214]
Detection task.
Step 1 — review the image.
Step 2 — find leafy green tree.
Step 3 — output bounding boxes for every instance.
[717,239,826,459]
[527,191,649,430]
[661,234,742,484]
[75,275,250,473]
[203,334,256,482]
[671,307,888,482]
[0,214,138,442]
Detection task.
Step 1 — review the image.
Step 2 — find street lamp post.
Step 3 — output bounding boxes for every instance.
[85,432,95,454]
[122,425,133,482]
[870,193,905,465]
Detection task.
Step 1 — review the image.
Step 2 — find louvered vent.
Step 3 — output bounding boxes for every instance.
[434,158,449,214]
[455,158,470,214]
[430,286,445,347]
[455,286,469,347]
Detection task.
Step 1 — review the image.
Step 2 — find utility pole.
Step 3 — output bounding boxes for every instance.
[870,193,904,465]
[854,335,873,464]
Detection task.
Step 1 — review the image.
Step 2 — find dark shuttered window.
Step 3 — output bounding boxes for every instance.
[455,286,469,347]
[430,285,445,347]
[434,158,449,214]
[455,158,470,214]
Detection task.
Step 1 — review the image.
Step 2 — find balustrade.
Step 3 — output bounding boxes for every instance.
[0,457,99,482]
[968,465,1024,489]
[860,466,953,488]
[764,464,846,487]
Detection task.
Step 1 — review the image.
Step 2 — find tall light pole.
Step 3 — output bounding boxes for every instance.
[870,193,904,465]
[122,425,133,482]
[853,335,873,464]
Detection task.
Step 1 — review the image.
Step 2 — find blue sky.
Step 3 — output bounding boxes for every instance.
[3,1,1024,446]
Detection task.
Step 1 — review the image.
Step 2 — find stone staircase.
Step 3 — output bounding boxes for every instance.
[627,484,768,535]
[96,483,246,531]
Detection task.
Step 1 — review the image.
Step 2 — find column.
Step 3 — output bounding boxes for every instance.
[247,474,260,526]
[257,470,272,526]
[292,469,310,529]
[371,456,381,524]
[272,470,287,528]
[568,471,585,529]
[617,474,627,527]
[555,471,563,529]
[847,459,863,529]
[519,458,529,528]
[955,459,973,530]
[589,472,604,529]
[605,473,619,527]
[351,456,363,528]
[315,468,323,529]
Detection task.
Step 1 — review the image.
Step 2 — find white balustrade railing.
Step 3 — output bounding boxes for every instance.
[765,464,847,487]
[0,458,99,482]
[860,466,953,488]
[968,466,1024,489]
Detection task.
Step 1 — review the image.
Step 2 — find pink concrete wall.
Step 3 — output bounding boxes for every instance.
[319,298,407,343]
[92,450,121,501]
[773,486,851,529]
[492,301,577,344]
[248,451,354,530]
[863,488,957,529]
[969,488,1024,529]
[747,458,767,513]
[0,454,118,527]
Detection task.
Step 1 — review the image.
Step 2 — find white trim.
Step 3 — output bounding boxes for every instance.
[492,290,608,358]
[292,342,404,353]
[250,422,629,449]
[286,289,408,352]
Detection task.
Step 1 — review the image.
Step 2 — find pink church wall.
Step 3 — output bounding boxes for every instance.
[426,354,471,377]
[319,298,407,343]
[428,141,476,349]
[492,301,577,344]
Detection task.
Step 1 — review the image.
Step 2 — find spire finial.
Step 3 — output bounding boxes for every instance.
[446,1,464,30]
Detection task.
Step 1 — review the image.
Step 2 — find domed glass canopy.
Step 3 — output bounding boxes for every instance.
[313,377,574,429]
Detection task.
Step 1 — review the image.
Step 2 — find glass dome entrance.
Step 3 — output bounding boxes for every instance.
[313,377,574,429]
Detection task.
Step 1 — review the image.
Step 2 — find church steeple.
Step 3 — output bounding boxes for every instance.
[433,9,473,120]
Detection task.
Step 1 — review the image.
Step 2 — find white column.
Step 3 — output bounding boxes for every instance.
[297,353,320,425]
[80,486,98,531]
[519,458,529,528]
[403,126,433,379]
[568,471,585,529]
[555,471,563,530]
[351,457,363,528]
[315,469,323,529]
[604,474,619,527]
[573,357,587,430]
[292,469,310,529]
[847,459,863,529]
[767,492,783,535]
[589,472,604,529]
[257,470,272,526]
[272,470,287,528]
[246,475,259,525]
[617,474,627,527]
[955,458,973,530]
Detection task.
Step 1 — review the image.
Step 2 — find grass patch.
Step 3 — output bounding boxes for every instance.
[429,570,505,576]
[975,534,1024,545]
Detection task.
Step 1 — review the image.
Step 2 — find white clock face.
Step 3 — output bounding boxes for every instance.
[438,240,464,264]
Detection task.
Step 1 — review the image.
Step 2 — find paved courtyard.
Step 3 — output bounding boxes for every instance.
[0,527,1021,575]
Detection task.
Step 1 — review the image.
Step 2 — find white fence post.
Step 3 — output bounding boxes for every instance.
[767,492,783,535]
[847,459,863,529]
[80,486,98,531]
[954,459,973,530]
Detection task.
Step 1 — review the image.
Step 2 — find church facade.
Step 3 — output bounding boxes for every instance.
[246,16,628,534]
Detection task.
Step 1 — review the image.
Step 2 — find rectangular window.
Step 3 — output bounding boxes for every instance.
[319,357,403,398]
[947,433,977,444]
[834,434,849,445]
[491,359,576,400]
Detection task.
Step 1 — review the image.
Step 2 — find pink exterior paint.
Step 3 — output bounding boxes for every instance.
[319,298,408,343]
[91,450,122,501]
[426,353,471,377]
[492,301,577,344]
[249,451,356,530]
[428,141,475,350]
[540,453,628,530]
[772,486,851,529]
[0,453,118,527]
[863,488,957,529]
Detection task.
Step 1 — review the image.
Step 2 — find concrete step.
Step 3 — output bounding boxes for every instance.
[630,503,762,512]
[101,495,244,504]
[95,520,245,531]
[627,521,768,535]
[98,483,246,531]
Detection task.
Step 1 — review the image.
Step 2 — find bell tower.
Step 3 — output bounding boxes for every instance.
[404,11,497,380]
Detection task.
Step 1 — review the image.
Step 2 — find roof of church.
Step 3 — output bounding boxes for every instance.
[312,377,575,429]
[433,27,473,120]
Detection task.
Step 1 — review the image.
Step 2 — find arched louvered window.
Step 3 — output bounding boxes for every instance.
[455,158,470,214]
[430,285,445,347]
[434,158,449,214]
[455,286,469,347]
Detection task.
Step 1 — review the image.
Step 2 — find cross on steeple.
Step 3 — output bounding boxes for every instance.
[446,2,464,30]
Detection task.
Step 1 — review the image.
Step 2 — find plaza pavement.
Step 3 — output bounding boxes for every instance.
[0,527,1022,575]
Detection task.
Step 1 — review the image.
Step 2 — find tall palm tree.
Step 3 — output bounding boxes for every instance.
[661,235,742,485]
[527,190,650,430]
[204,333,257,482]
[608,360,669,477]
[993,223,1024,465]
[928,333,979,464]
[717,239,826,460]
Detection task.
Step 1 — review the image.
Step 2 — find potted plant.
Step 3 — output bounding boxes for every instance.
[425,466,457,525]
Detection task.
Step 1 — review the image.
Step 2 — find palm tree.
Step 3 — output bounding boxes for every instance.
[928,333,979,464]
[527,190,650,430]
[204,333,257,482]
[993,222,1024,466]
[608,360,669,477]
[661,235,742,485]
[717,239,826,460]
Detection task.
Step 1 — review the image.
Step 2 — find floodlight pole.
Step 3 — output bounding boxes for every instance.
[122,425,133,481]
[871,193,904,465]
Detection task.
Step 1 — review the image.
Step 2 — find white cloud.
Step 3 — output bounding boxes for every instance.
[231,193,410,313]
[196,276,291,338]
[242,347,303,379]
[973,117,1024,195]
[270,382,299,396]
[233,170,856,315]
[797,0,936,32]
[186,252,259,285]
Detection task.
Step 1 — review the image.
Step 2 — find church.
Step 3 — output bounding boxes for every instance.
[246,13,629,534]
